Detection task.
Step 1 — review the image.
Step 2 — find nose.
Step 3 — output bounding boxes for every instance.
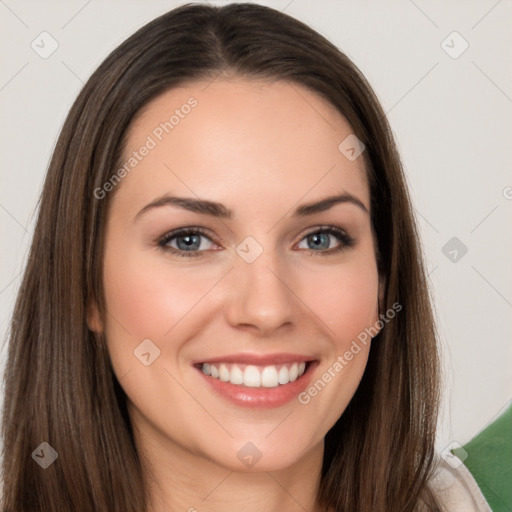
[223,247,299,337]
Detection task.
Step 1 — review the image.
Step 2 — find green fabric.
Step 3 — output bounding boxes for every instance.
[452,404,512,512]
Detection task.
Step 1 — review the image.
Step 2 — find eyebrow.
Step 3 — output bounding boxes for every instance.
[134,191,369,222]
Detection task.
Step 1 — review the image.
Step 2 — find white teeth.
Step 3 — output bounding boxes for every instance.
[289,362,299,381]
[219,364,230,382]
[230,365,244,385]
[261,366,279,388]
[200,361,309,388]
[278,365,290,385]
[244,365,261,387]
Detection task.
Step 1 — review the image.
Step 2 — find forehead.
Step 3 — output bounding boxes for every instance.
[112,77,369,219]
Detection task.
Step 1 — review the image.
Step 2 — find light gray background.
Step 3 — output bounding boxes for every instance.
[1,0,511,453]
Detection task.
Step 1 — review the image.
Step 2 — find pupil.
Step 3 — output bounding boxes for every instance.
[178,234,199,250]
[311,233,328,250]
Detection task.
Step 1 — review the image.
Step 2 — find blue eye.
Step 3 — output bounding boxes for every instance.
[297,226,354,254]
[157,225,354,258]
[157,227,215,257]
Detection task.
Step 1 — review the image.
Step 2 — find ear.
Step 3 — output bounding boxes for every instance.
[86,298,103,333]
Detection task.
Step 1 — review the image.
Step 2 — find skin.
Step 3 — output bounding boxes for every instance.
[88,76,382,512]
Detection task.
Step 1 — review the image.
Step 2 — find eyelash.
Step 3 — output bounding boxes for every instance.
[156,225,355,258]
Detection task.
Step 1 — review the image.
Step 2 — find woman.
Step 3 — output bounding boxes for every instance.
[0,3,491,511]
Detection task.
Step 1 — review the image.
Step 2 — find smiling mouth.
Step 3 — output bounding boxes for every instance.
[194,361,313,388]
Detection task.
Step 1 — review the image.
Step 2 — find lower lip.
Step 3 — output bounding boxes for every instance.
[194,361,319,409]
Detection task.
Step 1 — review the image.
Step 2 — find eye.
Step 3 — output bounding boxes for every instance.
[157,227,217,258]
[157,225,355,258]
[295,226,354,255]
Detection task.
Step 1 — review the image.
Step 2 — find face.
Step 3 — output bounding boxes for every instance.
[88,76,381,473]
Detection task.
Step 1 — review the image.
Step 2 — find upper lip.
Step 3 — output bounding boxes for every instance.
[192,353,317,366]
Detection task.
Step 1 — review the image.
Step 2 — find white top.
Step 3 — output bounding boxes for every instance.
[430,456,492,512]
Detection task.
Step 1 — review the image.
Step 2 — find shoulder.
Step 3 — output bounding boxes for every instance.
[428,455,492,512]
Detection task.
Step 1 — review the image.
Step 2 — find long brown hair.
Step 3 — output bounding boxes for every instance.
[1,3,441,511]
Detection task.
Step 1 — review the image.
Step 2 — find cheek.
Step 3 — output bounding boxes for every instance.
[100,242,226,398]
[300,255,379,344]
[102,246,218,342]
[296,262,378,435]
